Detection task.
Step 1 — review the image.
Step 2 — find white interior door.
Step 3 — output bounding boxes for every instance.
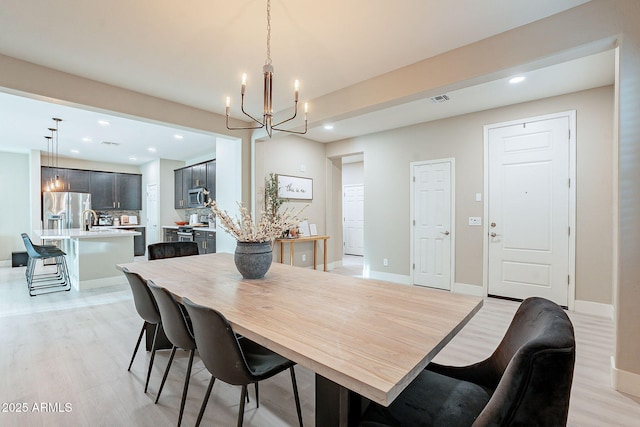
[412,160,453,290]
[487,115,571,306]
[343,185,364,256]
[146,183,159,248]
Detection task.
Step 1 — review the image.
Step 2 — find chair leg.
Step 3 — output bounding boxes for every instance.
[237,385,248,427]
[155,345,177,403]
[145,323,161,393]
[290,366,304,427]
[128,323,146,371]
[177,349,195,427]
[195,376,216,427]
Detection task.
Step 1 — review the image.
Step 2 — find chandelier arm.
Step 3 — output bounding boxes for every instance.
[271,103,299,128]
[226,113,265,131]
[272,120,308,135]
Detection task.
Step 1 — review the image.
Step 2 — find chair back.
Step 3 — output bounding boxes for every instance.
[122,268,161,325]
[21,233,43,258]
[147,281,196,350]
[473,297,575,426]
[182,297,253,386]
[147,242,199,260]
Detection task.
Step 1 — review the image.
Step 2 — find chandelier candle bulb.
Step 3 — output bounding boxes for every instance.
[241,73,247,94]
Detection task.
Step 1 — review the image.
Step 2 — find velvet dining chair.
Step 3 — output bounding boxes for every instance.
[147,242,199,260]
[147,281,197,427]
[360,297,576,427]
[182,297,304,427]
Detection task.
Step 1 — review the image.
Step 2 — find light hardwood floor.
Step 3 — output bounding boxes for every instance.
[1,258,639,426]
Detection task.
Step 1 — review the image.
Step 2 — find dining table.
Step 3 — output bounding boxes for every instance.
[117,253,483,426]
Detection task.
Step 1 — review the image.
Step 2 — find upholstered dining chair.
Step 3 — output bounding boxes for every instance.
[182,297,304,427]
[147,241,199,260]
[147,281,197,427]
[360,297,576,427]
[122,268,163,394]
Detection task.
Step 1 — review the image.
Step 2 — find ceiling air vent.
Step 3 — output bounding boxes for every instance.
[101,141,120,146]
[430,94,450,104]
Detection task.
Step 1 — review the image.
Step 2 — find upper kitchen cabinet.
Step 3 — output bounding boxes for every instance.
[191,162,206,188]
[174,159,215,208]
[41,167,91,193]
[206,160,216,201]
[90,171,141,210]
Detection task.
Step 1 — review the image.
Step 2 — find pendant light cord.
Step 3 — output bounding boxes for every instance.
[265,0,272,66]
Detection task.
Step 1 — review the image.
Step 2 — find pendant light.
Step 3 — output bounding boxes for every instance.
[51,118,63,189]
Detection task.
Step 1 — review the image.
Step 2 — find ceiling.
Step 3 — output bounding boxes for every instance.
[0,0,611,165]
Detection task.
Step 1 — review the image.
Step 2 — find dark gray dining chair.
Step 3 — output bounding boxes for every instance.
[122,268,163,394]
[182,297,303,427]
[147,241,199,260]
[147,281,197,427]
[359,297,576,427]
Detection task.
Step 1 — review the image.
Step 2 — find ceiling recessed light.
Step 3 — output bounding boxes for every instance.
[98,119,110,126]
[174,134,184,140]
[323,124,334,130]
[82,137,92,142]
[148,147,157,152]
[70,149,79,154]
[509,76,526,84]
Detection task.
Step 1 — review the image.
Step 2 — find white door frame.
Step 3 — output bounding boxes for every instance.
[410,158,456,289]
[483,111,576,310]
[342,184,365,256]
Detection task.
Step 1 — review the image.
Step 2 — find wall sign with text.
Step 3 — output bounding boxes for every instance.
[277,174,313,200]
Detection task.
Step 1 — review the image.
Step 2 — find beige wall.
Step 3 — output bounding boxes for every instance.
[325,86,614,303]
[0,152,30,260]
[254,135,327,267]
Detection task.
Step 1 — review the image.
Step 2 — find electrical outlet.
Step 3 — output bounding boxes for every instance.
[383,258,389,267]
[468,217,482,226]
[302,254,307,262]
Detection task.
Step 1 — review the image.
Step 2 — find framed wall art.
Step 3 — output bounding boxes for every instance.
[277,174,313,200]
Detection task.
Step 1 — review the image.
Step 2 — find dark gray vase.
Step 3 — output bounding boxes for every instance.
[234,241,273,279]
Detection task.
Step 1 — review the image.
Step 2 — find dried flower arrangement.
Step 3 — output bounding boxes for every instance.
[204,187,305,244]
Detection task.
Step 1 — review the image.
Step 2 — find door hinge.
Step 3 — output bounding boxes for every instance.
[568,227,571,236]
[413,263,415,270]
[413,176,416,182]
[568,178,571,188]
[413,219,416,226]
[568,129,571,140]
[568,275,570,285]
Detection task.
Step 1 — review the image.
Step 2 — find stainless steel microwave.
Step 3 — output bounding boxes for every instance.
[187,187,207,208]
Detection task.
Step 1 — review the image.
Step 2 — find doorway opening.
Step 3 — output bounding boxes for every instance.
[341,154,364,271]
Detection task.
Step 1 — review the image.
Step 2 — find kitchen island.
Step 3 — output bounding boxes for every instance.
[34,228,141,291]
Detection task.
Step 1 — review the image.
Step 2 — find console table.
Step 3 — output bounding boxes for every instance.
[276,235,329,271]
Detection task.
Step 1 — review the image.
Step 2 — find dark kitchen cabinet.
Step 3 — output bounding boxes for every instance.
[90,171,141,210]
[191,163,206,188]
[132,227,146,256]
[194,230,216,254]
[206,160,216,201]
[174,159,214,209]
[41,167,90,193]
[164,228,178,242]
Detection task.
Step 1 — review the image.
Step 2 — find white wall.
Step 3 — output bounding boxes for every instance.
[0,152,30,262]
[215,137,243,253]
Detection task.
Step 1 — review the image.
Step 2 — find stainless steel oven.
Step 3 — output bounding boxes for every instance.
[177,226,194,242]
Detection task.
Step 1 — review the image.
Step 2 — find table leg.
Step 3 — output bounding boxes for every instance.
[315,374,362,427]
[323,237,328,272]
[290,241,294,266]
[313,240,317,270]
[280,241,284,264]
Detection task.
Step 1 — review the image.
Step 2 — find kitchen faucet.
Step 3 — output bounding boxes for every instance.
[81,209,98,231]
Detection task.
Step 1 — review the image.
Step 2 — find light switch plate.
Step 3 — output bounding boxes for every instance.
[469,217,482,226]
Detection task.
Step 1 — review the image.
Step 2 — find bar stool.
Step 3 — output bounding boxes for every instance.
[21,233,71,296]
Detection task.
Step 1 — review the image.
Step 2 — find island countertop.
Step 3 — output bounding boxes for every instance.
[34,228,141,240]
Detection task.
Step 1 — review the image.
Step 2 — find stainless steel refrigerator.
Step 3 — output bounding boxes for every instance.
[42,191,92,230]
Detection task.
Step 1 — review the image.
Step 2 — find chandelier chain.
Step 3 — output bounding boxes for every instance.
[265,0,272,65]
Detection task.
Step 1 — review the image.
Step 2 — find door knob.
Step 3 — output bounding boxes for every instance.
[490,222,496,228]
[490,232,497,237]
[441,231,450,236]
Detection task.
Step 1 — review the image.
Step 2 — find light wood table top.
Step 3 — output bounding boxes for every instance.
[117,253,482,407]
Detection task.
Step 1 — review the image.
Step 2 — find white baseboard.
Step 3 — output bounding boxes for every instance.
[611,356,640,398]
[0,260,11,268]
[74,276,124,291]
[452,282,485,296]
[326,260,342,271]
[368,271,411,285]
[574,300,614,320]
